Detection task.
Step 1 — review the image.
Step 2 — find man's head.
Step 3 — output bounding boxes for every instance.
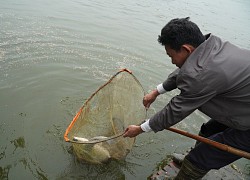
[158,17,205,67]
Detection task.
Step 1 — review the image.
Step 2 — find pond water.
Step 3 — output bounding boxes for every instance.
[0,0,249,179]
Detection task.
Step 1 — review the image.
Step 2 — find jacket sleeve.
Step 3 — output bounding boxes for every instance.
[149,71,217,132]
[162,68,179,91]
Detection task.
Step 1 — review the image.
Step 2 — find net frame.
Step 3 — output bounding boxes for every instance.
[64,68,146,144]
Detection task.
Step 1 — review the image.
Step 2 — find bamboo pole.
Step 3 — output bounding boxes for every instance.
[167,127,250,160]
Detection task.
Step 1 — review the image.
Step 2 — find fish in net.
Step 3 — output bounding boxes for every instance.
[64,69,146,164]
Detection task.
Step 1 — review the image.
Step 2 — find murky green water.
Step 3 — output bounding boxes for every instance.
[0,0,250,179]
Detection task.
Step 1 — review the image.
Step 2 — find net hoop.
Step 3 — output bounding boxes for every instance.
[64,68,144,142]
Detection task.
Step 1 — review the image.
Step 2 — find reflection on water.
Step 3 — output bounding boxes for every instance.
[0,0,250,179]
[57,159,129,180]
[0,136,49,179]
[11,137,25,150]
[0,165,11,180]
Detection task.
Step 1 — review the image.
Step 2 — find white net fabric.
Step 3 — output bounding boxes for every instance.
[64,69,146,164]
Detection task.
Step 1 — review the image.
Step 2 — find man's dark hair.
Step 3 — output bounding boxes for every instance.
[158,17,205,51]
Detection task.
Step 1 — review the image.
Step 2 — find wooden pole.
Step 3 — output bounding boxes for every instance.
[167,127,250,160]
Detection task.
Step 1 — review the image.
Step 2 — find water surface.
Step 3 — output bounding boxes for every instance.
[0,0,250,179]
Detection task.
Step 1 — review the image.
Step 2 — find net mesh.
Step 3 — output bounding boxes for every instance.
[64,69,146,164]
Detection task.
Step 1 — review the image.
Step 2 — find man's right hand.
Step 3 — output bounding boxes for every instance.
[143,89,160,109]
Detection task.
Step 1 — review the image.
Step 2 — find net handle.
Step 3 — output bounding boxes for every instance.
[167,127,250,160]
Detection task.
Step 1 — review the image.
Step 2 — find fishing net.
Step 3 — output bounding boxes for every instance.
[64,69,146,164]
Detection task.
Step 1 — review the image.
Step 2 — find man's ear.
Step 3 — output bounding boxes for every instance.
[181,44,195,54]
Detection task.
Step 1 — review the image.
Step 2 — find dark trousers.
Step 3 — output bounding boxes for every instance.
[186,119,250,171]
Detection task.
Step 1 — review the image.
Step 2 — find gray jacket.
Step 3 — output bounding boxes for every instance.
[149,34,250,131]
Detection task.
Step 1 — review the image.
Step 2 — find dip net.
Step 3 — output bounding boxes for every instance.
[64,69,146,164]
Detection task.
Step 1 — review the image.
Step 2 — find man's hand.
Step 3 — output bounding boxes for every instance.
[123,125,144,138]
[143,89,160,108]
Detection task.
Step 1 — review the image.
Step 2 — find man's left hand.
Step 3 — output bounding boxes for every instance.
[123,125,143,138]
